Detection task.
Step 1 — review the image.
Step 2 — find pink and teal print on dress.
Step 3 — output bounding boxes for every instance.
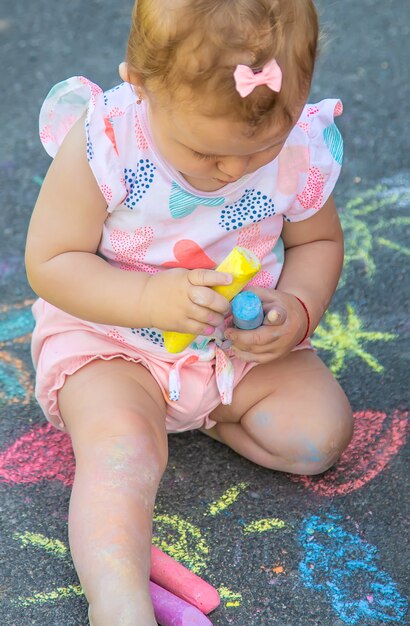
[40,77,102,157]
[110,227,157,273]
[124,159,156,208]
[103,84,122,105]
[271,236,285,265]
[85,119,94,161]
[299,512,408,624]
[219,189,275,231]
[135,115,149,150]
[104,117,119,155]
[276,145,309,195]
[237,223,281,288]
[169,182,225,219]
[131,327,164,348]
[237,223,279,262]
[162,240,216,269]
[296,167,325,211]
[323,124,343,165]
[46,80,91,107]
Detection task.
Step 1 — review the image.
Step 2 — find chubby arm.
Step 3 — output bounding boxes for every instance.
[276,194,344,332]
[225,195,344,362]
[25,115,153,327]
[25,117,231,333]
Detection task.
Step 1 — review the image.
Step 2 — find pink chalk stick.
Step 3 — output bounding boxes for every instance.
[150,546,220,614]
[150,581,213,626]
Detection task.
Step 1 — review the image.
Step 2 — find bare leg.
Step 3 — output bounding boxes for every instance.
[58,358,168,626]
[208,350,353,475]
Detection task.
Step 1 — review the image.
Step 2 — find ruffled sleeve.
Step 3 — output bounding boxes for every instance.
[39,76,127,212]
[282,99,343,222]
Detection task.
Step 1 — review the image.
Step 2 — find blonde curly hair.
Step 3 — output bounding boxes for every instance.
[126,0,319,132]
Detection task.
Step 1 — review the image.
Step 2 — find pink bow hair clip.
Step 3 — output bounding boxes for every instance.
[233,58,282,98]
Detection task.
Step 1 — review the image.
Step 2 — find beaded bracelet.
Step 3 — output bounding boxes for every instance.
[294,296,310,345]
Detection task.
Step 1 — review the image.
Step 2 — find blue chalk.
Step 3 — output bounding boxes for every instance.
[232,291,264,330]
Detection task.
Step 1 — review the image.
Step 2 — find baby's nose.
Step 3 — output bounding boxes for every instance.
[218,156,249,180]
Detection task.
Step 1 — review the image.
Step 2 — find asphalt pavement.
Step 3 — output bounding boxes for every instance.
[0,1,409,624]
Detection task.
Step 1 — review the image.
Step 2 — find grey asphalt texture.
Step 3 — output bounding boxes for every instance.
[0,1,409,625]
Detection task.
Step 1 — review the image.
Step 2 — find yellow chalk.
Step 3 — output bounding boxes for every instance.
[163,247,261,353]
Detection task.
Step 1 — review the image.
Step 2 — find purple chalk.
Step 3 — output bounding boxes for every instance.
[150,581,213,626]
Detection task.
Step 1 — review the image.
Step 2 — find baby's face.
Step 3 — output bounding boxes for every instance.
[147,99,297,192]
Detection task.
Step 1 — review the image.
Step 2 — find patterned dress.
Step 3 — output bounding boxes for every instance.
[34,76,343,417]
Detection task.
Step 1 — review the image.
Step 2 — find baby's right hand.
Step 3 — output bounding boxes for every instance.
[142,268,232,335]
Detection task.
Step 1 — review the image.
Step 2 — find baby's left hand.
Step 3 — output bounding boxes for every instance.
[224,288,308,363]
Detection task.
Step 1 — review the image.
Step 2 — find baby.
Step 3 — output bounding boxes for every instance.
[26,0,353,623]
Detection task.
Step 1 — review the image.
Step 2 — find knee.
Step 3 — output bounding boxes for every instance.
[295,408,354,475]
[74,408,169,479]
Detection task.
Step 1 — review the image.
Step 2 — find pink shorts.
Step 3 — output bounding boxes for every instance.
[31,300,257,433]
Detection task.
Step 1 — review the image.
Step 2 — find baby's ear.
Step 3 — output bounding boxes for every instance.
[119,61,131,83]
[119,62,145,98]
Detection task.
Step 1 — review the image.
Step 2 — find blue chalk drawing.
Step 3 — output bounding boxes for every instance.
[0,362,28,401]
[169,182,225,219]
[0,308,35,343]
[299,513,408,624]
[0,305,35,404]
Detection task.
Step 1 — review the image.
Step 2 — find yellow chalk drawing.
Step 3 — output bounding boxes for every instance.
[153,513,209,574]
[376,236,410,256]
[10,485,248,612]
[219,586,243,607]
[312,304,396,375]
[339,183,410,286]
[17,585,83,607]
[206,482,249,516]
[12,533,81,607]
[13,531,68,558]
[243,518,286,534]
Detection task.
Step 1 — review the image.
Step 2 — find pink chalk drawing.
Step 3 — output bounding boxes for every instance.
[0,423,75,487]
[2,410,407,496]
[290,409,408,496]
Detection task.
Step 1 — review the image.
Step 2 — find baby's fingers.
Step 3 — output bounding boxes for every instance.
[188,268,233,289]
[263,306,287,326]
[188,270,232,315]
[226,325,282,351]
[189,285,231,316]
